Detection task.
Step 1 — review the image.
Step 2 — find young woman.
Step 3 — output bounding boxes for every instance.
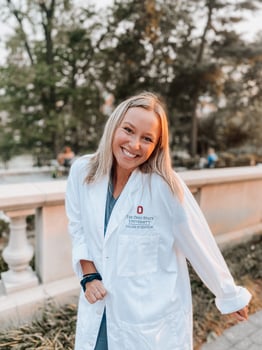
[65,92,251,350]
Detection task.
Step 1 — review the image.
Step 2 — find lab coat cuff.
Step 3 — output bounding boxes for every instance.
[72,243,93,278]
[215,287,252,314]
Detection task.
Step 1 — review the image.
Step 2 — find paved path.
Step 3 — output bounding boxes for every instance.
[200,310,262,350]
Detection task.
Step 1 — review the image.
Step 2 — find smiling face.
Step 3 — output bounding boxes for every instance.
[112,107,161,176]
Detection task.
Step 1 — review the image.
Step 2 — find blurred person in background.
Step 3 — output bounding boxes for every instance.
[57,146,75,168]
[207,147,218,168]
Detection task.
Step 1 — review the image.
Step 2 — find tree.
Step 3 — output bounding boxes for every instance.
[0,0,261,164]
[0,0,106,162]
[199,37,262,154]
[99,0,262,158]
[165,0,262,156]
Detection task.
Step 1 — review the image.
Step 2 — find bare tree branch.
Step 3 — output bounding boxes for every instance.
[6,0,34,65]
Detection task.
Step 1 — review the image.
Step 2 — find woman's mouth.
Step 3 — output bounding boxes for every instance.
[122,148,137,158]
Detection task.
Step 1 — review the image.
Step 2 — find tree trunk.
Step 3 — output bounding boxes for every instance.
[190,0,213,157]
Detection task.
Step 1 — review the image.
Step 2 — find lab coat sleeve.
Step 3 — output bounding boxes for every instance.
[173,177,251,314]
[65,157,93,278]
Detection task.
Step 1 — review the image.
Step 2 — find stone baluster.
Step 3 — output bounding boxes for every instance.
[1,209,39,294]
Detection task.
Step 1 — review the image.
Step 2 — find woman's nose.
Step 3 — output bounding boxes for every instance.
[130,135,140,150]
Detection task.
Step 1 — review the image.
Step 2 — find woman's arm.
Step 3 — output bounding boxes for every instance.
[173,179,251,316]
[65,158,94,277]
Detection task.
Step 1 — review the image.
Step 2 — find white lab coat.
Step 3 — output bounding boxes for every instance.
[65,155,251,350]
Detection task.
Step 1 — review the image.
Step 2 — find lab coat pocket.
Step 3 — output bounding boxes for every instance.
[117,233,159,277]
[120,311,187,350]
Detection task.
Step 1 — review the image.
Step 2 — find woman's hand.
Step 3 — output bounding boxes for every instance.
[84,279,107,304]
[229,305,249,322]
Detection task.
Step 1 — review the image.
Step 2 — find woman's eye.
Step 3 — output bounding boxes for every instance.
[144,136,153,143]
[123,127,132,133]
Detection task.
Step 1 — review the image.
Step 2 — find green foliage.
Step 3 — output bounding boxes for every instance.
[0,0,106,161]
[0,0,261,161]
[0,254,8,274]
[0,217,9,272]
[0,130,17,165]
[0,218,9,240]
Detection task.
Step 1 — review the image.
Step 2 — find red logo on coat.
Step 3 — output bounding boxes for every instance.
[137,206,143,214]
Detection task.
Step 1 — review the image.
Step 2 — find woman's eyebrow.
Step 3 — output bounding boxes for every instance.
[122,121,134,127]
[122,121,156,139]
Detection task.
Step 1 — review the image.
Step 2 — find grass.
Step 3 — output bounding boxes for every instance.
[0,302,76,350]
[0,234,261,350]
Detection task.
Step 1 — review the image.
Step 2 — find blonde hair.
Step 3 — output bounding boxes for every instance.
[86,92,183,201]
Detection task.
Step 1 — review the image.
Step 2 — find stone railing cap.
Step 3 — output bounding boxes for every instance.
[1,166,261,211]
[0,180,66,211]
[180,166,262,187]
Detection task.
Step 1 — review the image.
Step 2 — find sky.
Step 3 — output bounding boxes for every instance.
[0,0,261,65]
[236,7,262,41]
[0,0,112,64]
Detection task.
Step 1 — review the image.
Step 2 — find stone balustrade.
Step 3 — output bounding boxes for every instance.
[1,208,38,294]
[0,166,261,328]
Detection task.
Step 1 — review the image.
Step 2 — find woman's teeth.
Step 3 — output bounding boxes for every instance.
[122,148,136,158]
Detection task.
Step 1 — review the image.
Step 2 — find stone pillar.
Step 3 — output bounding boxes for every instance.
[1,209,39,294]
[35,205,73,283]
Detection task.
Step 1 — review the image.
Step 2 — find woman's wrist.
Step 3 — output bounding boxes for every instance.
[80,272,102,292]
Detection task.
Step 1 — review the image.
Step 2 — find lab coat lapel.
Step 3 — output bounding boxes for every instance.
[104,170,141,242]
[88,175,108,236]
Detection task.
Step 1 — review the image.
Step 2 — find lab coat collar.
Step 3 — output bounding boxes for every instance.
[87,169,142,242]
[105,169,142,242]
